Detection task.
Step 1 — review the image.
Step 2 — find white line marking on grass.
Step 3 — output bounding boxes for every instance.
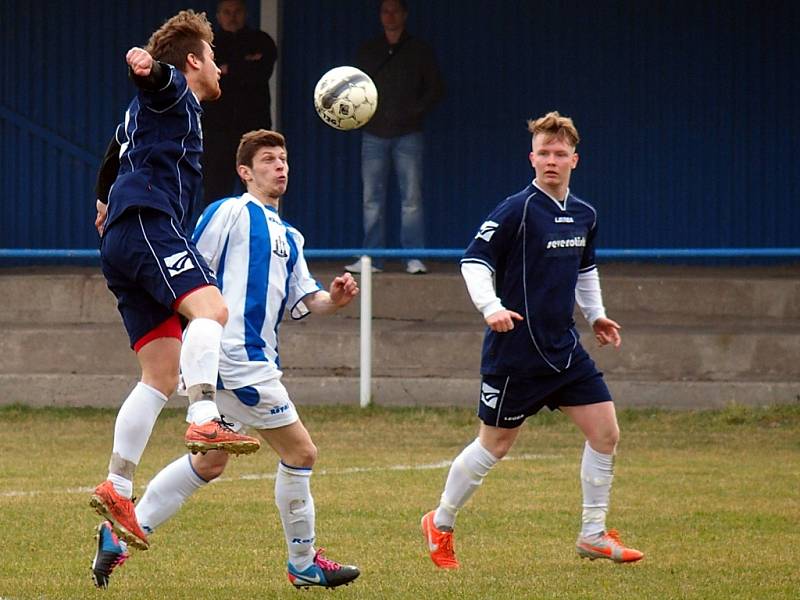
[0,453,560,498]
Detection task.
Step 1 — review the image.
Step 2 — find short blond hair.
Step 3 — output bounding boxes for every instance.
[527,111,580,147]
[145,10,214,70]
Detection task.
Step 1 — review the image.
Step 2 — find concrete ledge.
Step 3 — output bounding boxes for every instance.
[2,374,797,411]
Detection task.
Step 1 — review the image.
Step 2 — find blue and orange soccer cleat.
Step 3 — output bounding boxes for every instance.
[421,510,460,569]
[576,529,644,563]
[91,521,129,589]
[287,549,360,589]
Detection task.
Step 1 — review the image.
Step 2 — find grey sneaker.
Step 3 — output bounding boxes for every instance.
[406,259,428,274]
[344,260,382,274]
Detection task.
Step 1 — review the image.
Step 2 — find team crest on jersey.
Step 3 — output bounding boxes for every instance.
[480,381,500,409]
[273,236,289,258]
[475,220,499,242]
[163,250,195,277]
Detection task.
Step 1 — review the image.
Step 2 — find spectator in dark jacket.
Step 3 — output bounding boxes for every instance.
[345,0,444,274]
[202,0,277,209]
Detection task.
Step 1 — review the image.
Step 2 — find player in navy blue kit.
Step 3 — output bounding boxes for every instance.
[90,10,260,555]
[421,111,643,568]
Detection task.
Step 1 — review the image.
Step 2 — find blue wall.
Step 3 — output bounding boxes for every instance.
[280,0,800,251]
[2,0,798,254]
[0,0,256,250]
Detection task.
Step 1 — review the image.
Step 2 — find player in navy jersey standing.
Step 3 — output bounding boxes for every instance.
[90,10,260,555]
[91,130,361,590]
[421,111,643,568]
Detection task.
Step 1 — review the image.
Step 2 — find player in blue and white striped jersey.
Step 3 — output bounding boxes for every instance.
[92,130,360,590]
[421,112,643,569]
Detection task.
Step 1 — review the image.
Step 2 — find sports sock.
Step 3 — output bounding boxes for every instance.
[135,454,208,533]
[107,382,168,497]
[580,441,615,538]
[434,438,498,530]
[275,462,316,571]
[181,318,223,424]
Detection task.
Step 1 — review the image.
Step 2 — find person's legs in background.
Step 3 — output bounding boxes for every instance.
[348,132,391,273]
[394,132,426,274]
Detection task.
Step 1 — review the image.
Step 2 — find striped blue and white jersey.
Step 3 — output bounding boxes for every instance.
[192,193,322,388]
[106,65,204,232]
[462,181,599,377]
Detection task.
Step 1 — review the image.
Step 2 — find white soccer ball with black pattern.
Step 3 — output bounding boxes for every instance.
[313,66,378,131]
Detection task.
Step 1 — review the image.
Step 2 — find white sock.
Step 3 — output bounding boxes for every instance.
[107,382,168,497]
[434,438,498,530]
[580,441,615,537]
[275,462,315,571]
[135,454,208,534]
[181,318,223,424]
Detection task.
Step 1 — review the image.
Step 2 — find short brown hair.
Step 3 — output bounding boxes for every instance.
[527,111,580,147]
[145,10,214,70]
[236,130,287,169]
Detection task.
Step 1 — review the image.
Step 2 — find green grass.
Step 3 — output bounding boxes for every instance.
[1,404,799,599]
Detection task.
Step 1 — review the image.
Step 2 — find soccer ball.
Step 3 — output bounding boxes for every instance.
[313,66,378,131]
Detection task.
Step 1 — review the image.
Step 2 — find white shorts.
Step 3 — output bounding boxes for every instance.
[215,377,299,432]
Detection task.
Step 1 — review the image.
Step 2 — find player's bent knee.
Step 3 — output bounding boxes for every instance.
[192,450,229,481]
[286,442,317,469]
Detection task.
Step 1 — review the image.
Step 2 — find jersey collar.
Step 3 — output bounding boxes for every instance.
[532,179,570,211]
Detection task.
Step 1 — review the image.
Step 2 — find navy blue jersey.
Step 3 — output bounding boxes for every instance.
[105,66,203,232]
[462,182,599,377]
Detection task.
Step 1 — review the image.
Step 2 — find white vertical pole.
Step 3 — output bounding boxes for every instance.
[359,255,372,407]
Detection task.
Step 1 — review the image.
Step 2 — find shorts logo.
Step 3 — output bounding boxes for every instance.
[270,403,290,415]
[504,414,525,422]
[164,251,195,277]
[475,220,499,242]
[481,381,500,409]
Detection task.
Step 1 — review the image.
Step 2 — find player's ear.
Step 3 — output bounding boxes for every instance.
[572,152,579,169]
[237,164,251,181]
[186,53,201,71]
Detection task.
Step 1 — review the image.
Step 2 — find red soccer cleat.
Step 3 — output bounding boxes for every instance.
[421,510,460,569]
[184,417,261,455]
[89,480,149,550]
[576,529,644,563]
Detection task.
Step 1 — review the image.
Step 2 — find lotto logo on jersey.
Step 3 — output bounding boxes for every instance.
[480,381,500,409]
[163,250,195,277]
[475,220,499,242]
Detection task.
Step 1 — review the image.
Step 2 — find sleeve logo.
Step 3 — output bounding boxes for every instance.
[475,220,499,242]
[164,250,195,277]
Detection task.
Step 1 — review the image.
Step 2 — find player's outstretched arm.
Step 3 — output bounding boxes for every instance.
[592,317,621,348]
[126,47,153,76]
[304,273,359,315]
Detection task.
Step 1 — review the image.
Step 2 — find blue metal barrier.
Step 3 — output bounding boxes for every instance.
[2,248,800,261]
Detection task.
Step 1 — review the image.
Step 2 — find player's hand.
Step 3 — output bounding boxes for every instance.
[592,317,621,348]
[95,199,108,236]
[486,309,523,332]
[329,272,359,307]
[126,47,153,76]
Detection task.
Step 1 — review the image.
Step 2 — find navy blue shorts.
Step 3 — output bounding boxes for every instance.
[101,208,217,348]
[478,354,612,429]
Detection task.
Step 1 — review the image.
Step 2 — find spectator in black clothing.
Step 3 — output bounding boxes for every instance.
[345,0,445,275]
[202,0,277,208]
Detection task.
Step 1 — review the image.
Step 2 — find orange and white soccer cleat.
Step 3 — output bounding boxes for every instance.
[576,529,644,563]
[89,480,149,551]
[421,510,460,569]
[184,417,261,455]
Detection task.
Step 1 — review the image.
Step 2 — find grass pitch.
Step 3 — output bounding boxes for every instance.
[0,403,798,599]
